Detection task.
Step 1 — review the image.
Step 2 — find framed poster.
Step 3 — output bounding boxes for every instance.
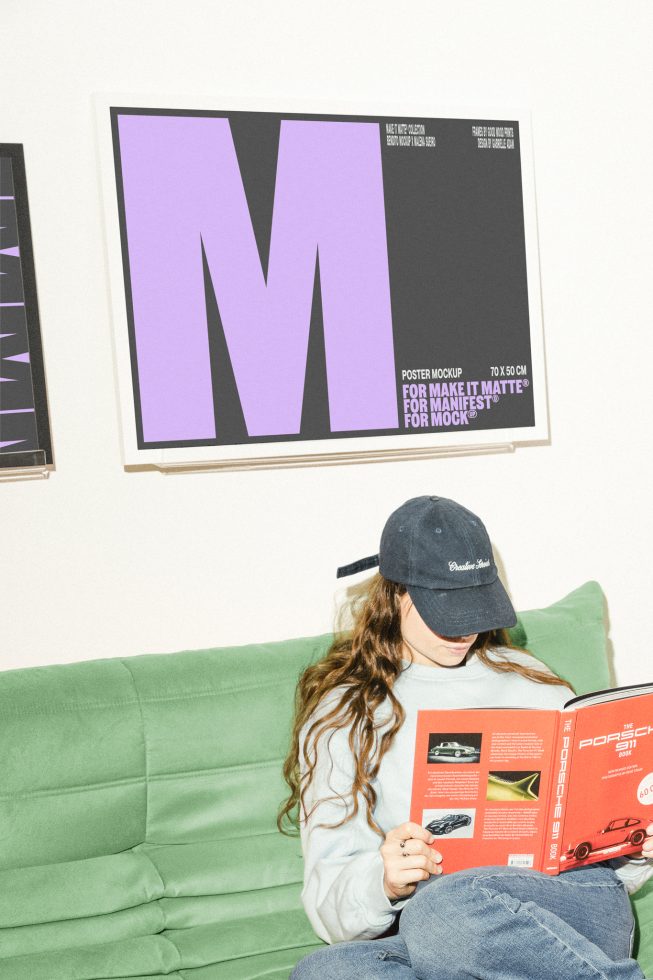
[96,95,548,470]
[0,144,53,475]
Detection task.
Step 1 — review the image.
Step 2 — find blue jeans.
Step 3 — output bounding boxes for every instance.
[291,863,643,979]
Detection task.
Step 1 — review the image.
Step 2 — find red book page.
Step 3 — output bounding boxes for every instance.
[558,698,653,871]
[410,708,557,873]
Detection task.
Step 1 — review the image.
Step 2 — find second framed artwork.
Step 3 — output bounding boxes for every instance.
[96,95,548,470]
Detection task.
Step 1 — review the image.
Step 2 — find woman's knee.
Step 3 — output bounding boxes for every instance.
[399,869,508,976]
[401,868,479,928]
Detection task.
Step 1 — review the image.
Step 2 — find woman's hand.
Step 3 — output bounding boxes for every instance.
[381,821,443,901]
[643,823,653,859]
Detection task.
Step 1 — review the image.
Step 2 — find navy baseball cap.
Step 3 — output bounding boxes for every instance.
[337,496,516,636]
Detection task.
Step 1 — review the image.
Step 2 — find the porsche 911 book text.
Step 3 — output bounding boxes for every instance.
[409,683,653,875]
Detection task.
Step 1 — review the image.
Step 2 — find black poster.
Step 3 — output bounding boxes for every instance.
[101,101,546,468]
[0,144,52,470]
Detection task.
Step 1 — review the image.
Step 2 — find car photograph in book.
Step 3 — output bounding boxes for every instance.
[427,732,482,763]
[102,102,546,465]
[410,684,653,876]
[424,809,476,838]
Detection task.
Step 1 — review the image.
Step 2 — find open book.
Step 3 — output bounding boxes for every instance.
[409,683,653,874]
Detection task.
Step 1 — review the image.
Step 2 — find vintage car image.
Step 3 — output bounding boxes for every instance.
[422,808,476,839]
[565,817,652,862]
[486,771,541,802]
[427,732,482,764]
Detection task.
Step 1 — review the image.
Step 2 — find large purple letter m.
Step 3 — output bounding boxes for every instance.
[117,113,398,443]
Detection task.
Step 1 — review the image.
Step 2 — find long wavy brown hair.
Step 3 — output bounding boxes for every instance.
[278,574,573,837]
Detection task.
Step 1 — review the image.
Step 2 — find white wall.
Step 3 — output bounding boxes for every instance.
[1,0,651,684]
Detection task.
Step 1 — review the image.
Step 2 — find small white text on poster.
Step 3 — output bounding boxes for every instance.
[472,124,515,150]
[386,122,436,148]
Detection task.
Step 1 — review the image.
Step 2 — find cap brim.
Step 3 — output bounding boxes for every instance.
[406,576,517,637]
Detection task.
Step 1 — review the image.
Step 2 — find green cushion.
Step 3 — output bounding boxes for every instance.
[508,580,610,695]
[0,581,649,978]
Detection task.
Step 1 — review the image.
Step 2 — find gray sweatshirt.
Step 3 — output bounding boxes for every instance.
[298,647,653,943]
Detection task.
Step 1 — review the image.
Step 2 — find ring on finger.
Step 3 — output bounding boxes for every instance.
[399,839,406,849]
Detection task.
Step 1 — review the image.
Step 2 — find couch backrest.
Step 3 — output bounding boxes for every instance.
[0,633,333,871]
[0,581,612,872]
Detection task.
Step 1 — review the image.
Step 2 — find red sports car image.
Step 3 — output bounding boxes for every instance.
[565,817,651,861]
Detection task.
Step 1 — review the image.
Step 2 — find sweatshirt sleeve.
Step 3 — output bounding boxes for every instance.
[611,855,653,894]
[298,720,407,943]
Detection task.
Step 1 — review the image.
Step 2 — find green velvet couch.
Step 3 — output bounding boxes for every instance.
[0,581,651,978]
